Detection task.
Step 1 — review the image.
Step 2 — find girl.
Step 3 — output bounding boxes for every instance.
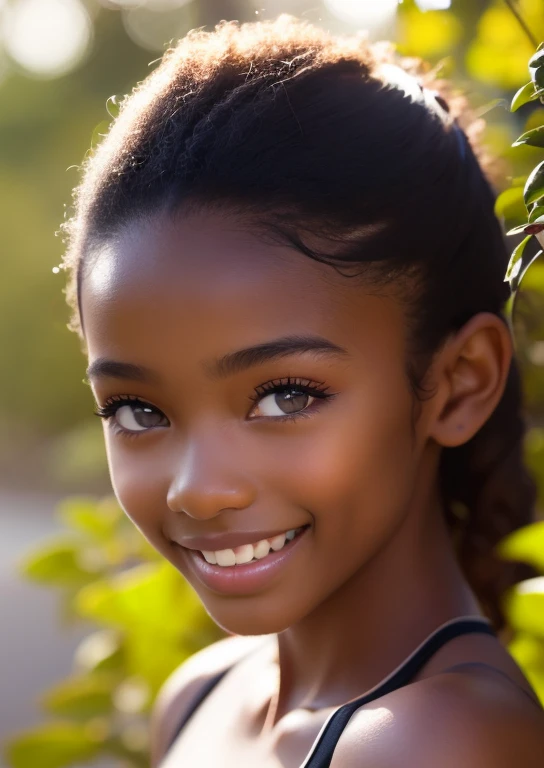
[62,16,544,767]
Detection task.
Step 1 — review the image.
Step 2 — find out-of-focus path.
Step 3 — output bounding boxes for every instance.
[0,490,107,767]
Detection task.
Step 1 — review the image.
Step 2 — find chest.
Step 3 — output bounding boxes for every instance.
[160,665,338,768]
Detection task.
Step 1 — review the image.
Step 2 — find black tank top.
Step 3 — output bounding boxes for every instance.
[165,616,529,767]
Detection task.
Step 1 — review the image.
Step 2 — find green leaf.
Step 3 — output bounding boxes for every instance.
[524,160,544,206]
[515,249,544,294]
[58,496,122,541]
[504,578,544,639]
[498,521,544,571]
[534,68,544,90]
[508,632,544,705]
[506,223,532,236]
[4,722,103,768]
[505,235,532,286]
[74,629,125,674]
[20,539,99,586]
[75,561,199,637]
[494,186,525,220]
[40,676,114,719]
[529,49,544,69]
[511,82,540,111]
[529,205,544,222]
[529,49,544,89]
[512,124,544,148]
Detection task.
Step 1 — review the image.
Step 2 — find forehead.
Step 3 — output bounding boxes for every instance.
[80,211,402,368]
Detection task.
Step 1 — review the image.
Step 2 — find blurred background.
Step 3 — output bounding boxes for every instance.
[1,1,543,767]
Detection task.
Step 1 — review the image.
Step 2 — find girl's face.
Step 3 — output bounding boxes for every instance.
[81,210,433,635]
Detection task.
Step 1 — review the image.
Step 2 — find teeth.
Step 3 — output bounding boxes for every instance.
[253,539,271,559]
[233,544,254,565]
[216,549,236,567]
[200,527,302,567]
[269,533,287,551]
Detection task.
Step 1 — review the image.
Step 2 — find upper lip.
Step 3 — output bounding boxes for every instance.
[173,526,307,552]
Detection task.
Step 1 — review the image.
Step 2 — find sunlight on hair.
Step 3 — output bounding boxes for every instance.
[2,0,92,78]
[324,0,398,26]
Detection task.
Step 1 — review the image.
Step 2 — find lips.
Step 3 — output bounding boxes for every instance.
[174,524,311,595]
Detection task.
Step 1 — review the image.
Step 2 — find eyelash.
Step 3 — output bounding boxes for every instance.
[94,395,152,440]
[94,377,336,437]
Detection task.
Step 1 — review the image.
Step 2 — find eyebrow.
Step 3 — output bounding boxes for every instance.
[204,334,350,380]
[86,359,159,383]
[86,334,350,383]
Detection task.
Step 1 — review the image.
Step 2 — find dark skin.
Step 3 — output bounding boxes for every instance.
[81,210,544,766]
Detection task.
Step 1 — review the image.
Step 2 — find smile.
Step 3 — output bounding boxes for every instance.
[174,524,311,595]
[200,526,305,566]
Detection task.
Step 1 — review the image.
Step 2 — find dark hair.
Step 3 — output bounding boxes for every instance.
[62,15,536,630]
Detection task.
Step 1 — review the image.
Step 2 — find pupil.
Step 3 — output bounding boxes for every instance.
[277,389,308,414]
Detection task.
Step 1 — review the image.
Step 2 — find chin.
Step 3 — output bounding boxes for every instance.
[202,597,303,636]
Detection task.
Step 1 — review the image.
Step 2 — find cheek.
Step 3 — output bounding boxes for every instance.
[277,386,417,572]
[103,430,172,551]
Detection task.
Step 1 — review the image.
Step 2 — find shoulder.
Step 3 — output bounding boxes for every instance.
[150,633,270,767]
[331,667,544,768]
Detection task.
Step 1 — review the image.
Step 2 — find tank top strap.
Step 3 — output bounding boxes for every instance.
[301,616,495,768]
[167,617,495,764]
[166,641,267,752]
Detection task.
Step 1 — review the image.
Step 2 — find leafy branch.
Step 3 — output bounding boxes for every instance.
[497,42,544,311]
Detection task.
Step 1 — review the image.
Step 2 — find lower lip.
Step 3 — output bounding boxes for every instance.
[176,526,310,596]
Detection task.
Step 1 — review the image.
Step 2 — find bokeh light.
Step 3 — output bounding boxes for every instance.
[415,0,452,9]
[2,0,92,78]
[100,0,195,8]
[122,1,197,51]
[324,0,398,27]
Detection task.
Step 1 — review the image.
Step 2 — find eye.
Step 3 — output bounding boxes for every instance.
[255,389,314,417]
[249,377,336,420]
[95,396,169,434]
[115,404,167,431]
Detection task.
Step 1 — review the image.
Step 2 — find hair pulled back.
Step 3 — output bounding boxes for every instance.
[62,15,536,630]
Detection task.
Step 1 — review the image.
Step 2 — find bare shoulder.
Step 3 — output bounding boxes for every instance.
[150,633,270,767]
[332,667,544,768]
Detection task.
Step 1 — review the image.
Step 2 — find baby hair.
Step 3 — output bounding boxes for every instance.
[62,15,536,630]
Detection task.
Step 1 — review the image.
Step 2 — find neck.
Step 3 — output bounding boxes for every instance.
[268,479,481,725]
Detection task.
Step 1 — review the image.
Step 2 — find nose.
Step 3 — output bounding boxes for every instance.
[166,427,257,520]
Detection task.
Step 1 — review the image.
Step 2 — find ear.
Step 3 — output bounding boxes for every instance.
[426,313,513,448]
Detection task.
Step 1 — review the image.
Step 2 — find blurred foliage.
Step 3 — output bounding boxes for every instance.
[4,497,223,768]
[500,522,544,699]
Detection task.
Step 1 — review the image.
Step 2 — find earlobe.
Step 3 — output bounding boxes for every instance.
[429,313,513,449]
